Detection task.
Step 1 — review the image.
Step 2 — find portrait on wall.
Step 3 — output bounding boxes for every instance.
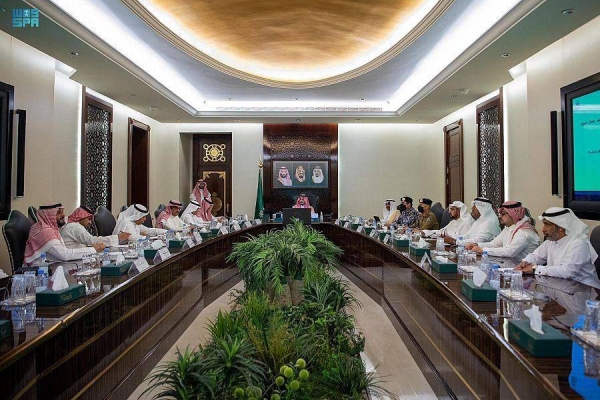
[272,160,329,189]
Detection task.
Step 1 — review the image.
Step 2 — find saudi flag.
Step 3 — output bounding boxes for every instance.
[254,165,264,219]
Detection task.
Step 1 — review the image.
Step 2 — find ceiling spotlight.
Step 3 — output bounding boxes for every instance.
[176,119,181,122]
[234,119,240,122]
[295,119,301,122]
[355,118,362,121]
[459,88,469,95]
[228,97,233,101]
[294,97,299,100]
[414,119,419,122]
[69,51,79,57]
[561,9,575,15]
[500,53,510,58]
[148,106,160,111]
[360,98,365,101]
[129,93,136,97]
[451,94,459,98]
[430,108,437,111]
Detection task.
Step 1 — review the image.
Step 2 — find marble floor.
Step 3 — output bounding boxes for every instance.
[129,272,437,400]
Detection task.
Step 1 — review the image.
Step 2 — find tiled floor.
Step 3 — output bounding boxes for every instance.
[129,273,437,400]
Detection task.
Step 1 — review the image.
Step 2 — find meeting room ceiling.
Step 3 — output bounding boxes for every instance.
[1,0,600,123]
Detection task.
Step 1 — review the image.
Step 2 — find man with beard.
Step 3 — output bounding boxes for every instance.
[189,179,214,221]
[156,200,185,230]
[423,201,470,240]
[24,203,103,264]
[516,207,600,288]
[293,193,314,212]
[61,205,129,249]
[294,165,306,183]
[415,198,439,230]
[312,166,324,184]
[278,166,292,186]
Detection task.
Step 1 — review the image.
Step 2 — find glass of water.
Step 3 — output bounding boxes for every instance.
[435,237,445,253]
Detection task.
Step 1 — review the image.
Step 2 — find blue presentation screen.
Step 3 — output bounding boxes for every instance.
[572,89,600,201]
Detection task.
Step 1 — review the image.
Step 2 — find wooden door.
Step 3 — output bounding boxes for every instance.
[192,134,232,217]
[444,119,464,206]
[128,118,150,207]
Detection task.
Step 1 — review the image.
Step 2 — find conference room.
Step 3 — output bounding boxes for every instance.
[1,1,600,399]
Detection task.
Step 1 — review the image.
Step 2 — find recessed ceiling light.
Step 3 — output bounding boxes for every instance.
[414,119,419,122]
[500,53,510,58]
[430,108,437,111]
[130,93,136,97]
[148,106,160,111]
[561,9,575,15]
[69,51,79,57]
[451,95,459,98]
[355,118,362,121]
[295,119,301,122]
[228,97,233,101]
[294,98,299,100]
[176,118,181,122]
[360,98,365,101]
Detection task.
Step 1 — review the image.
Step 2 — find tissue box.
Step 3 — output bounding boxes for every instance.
[364,227,374,235]
[394,238,410,247]
[199,231,213,239]
[431,259,457,273]
[409,244,431,256]
[36,284,85,306]
[460,279,497,301]
[272,218,283,223]
[508,319,571,357]
[0,320,10,341]
[101,261,133,276]
[378,231,389,241]
[168,239,186,249]
[144,248,159,259]
[210,228,220,234]
[350,223,360,230]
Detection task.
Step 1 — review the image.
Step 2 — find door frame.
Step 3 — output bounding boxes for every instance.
[443,119,464,206]
[127,118,150,206]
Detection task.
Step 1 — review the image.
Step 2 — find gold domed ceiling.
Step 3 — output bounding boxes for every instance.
[123,0,452,88]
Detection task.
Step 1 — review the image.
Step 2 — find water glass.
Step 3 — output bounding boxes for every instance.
[584,300,600,335]
[11,275,26,303]
[583,346,599,377]
[412,231,421,244]
[511,271,523,298]
[502,270,513,291]
[435,237,445,253]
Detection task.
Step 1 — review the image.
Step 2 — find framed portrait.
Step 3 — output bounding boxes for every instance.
[272,160,329,189]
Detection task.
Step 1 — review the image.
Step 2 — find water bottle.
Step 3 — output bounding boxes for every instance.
[407,228,413,243]
[319,212,323,222]
[489,264,500,289]
[102,249,111,266]
[480,250,489,278]
[456,236,465,265]
[39,252,46,266]
[390,224,396,239]
[137,238,144,258]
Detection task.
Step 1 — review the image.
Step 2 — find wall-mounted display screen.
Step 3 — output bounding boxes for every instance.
[272,160,329,189]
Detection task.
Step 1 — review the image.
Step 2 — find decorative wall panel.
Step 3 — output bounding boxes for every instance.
[263,124,338,217]
[81,93,113,211]
[477,94,504,208]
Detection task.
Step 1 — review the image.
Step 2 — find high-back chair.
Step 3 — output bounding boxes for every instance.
[94,206,116,237]
[431,202,444,227]
[2,210,34,274]
[590,226,600,276]
[27,206,38,222]
[440,207,452,229]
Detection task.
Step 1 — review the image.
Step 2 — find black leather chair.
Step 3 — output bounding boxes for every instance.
[291,193,319,213]
[28,206,38,222]
[440,207,452,229]
[431,202,444,227]
[154,204,166,219]
[590,226,600,275]
[120,205,128,212]
[94,206,116,236]
[2,210,34,274]
[144,214,154,228]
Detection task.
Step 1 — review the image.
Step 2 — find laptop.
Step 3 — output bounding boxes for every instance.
[283,208,312,226]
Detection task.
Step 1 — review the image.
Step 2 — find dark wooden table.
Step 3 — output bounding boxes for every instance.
[319,223,600,400]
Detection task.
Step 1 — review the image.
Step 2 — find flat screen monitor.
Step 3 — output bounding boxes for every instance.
[282,208,311,226]
[561,71,600,220]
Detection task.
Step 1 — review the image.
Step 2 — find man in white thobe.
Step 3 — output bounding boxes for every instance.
[423,201,471,240]
[467,201,540,259]
[460,197,501,244]
[113,204,167,240]
[156,200,186,230]
[61,206,129,249]
[516,207,600,289]
[24,203,103,264]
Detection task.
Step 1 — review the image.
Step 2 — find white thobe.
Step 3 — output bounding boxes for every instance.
[425,218,469,238]
[464,216,500,243]
[60,222,119,249]
[478,224,540,259]
[115,220,166,241]
[46,243,96,262]
[182,213,206,225]
[522,236,600,289]
[160,216,186,230]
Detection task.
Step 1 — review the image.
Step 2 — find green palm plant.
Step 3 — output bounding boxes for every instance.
[323,354,393,400]
[303,270,361,312]
[141,346,216,400]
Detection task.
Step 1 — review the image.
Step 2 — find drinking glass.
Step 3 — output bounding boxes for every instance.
[25,275,36,299]
[502,270,513,291]
[436,237,445,253]
[583,346,599,377]
[11,275,26,303]
[584,300,600,335]
[511,271,524,299]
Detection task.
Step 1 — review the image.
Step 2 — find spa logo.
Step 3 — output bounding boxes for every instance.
[12,8,40,28]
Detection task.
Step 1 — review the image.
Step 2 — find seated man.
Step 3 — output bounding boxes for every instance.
[456,197,501,244]
[424,201,470,240]
[24,203,103,264]
[113,204,167,240]
[181,201,206,225]
[415,198,439,230]
[466,201,540,259]
[516,207,600,288]
[61,206,129,249]
[381,199,400,227]
[189,179,214,221]
[397,196,420,228]
[156,200,185,230]
[293,193,314,212]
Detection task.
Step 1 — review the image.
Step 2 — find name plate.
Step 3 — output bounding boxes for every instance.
[356,226,364,233]
[335,219,340,225]
[420,252,432,268]
[344,222,351,229]
[131,258,151,274]
[193,232,202,244]
[254,219,262,225]
[383,234,391,244]
[182,238,196,251]
[244,221,252,229]
[369,229,377,238]
[232,224,241,232]
[218,226,229,235]
[153,247,171,264]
